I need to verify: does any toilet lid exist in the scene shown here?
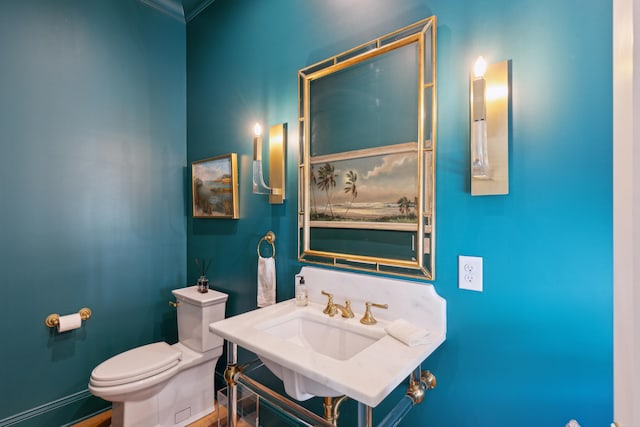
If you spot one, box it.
[90,342,182,387]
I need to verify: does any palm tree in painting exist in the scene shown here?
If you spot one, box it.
[343,170,358,218]
[310,164,318,217]
[317,162,338,218]
[398,196,411,217]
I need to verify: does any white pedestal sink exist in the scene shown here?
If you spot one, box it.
[210,266,446,407]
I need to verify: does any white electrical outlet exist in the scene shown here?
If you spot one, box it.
[458,255,483,292]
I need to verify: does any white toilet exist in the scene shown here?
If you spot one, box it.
[89,286,228,427]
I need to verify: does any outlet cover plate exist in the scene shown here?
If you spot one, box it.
[458,255,483,292]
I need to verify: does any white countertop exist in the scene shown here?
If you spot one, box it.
[210,266,446,407]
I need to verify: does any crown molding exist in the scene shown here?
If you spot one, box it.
[185,0,215,22]
[138,0,185,23]
[138,0,215,23]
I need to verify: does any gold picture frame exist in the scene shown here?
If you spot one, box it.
[192,153,239,219]
[297,16,436,279]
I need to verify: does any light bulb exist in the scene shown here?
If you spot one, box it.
[474,56,487,78]
[254,122,262,137]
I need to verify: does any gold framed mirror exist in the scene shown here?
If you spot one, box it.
[298,17,437,279]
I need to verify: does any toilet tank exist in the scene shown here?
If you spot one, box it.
[172,286,228,353]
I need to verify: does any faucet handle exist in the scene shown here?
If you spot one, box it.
[360,301,388,325]
[321,291,336,316]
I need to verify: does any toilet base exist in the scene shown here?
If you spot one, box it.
[109,358,216,427]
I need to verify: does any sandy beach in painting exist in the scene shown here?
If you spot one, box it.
[311,202,416,221]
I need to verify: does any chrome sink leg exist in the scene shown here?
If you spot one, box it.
[406,366,425,404]
[224,342,238,427]
[357,402,372,427]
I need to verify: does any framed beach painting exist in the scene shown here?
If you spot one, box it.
[192,153,239,219]
[309,143,421,232]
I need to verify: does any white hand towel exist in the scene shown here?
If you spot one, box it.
[257,256,276,307]
[384,319,430,347]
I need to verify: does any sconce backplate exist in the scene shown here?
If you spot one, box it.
[471,60,510,196]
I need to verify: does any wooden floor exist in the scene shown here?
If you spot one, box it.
[72,410,112,427]
[71,403,251,427]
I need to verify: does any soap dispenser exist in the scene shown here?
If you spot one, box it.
[295,275,308,306]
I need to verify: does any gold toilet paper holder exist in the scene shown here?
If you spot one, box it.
[45,307,92,328]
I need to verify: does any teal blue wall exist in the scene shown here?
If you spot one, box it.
[0,1,186,425]
[0,1,612,425]
[187,1,612,426]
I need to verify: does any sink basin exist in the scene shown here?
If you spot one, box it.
[252,309,387,400]
[257,311,384,361]
[209,266,446,406]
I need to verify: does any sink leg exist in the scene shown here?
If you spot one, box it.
[323,396,349,425]
[323,397,336,424]
[225,342,238,427]
[357,402,372,427]
[406,366,425,404]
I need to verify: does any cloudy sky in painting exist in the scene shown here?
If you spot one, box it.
[193,158,230,182]
[311,152,418,206]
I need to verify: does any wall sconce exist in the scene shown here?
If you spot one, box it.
[253,122,287,204]
[469,56,510,196]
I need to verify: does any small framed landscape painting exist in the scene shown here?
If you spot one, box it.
[192,153,239,219]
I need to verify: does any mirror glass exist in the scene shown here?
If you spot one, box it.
[298,17,436,279]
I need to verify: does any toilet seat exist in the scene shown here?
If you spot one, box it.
[90,342,182,387]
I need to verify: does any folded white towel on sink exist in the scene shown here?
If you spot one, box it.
[384,319,430,347]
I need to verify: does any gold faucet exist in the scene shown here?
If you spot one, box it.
[321,291,354,318]
[360,301,388,325]
[334,301,354,318]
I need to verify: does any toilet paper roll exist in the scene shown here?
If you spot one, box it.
[57,313,82,333]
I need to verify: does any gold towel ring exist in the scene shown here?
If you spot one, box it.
[257,231,276,258]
